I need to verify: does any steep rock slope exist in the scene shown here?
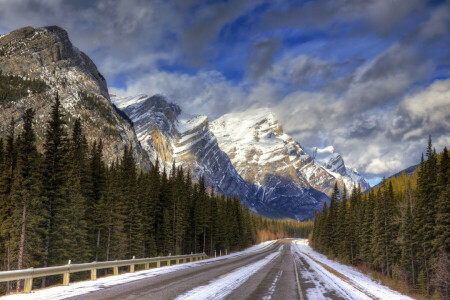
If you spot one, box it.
[113,95,256,203]
[115,96,328,220]
[209,108,369,204]
[0,26,149,167]
[313,146,371,191]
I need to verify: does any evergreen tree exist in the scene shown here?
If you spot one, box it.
[9,109,43,291]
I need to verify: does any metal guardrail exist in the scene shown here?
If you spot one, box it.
[0,252,208,293]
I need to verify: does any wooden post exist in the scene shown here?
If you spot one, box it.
[145,263,150,270]
[130,256,135,272]
[167,259,171,266]
[157,261,161,268]
[113,266,119,275]
[63,272,70,286]
[91,269,97,280]
[63,260,70,286]
[24,268,33,293]
[176,259,179,264]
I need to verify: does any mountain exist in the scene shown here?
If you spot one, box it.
[113,94,257,204]
[112,96,371,220]
[209,109,369,205]
[312,146,371,191]
[0,26,149,167]
[371,163,419,189]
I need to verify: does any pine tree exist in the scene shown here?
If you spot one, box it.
[400,181,416,286]
[0,118,16,292]
[62,119,89,264]
[9,109,43,292]
[41,95,69,273]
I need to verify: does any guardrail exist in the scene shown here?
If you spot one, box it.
[0,252,208,293]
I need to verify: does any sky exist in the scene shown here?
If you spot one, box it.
[0,0,449,185]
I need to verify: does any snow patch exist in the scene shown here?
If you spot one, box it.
[176,245,284,300]
[293,239,413,300]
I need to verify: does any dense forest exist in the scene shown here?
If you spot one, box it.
[312,138,449,299]
[0,97,312,293]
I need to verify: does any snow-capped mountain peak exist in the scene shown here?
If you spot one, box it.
[312,146,370,191]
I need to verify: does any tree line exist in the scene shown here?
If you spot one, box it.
[0,71,48,104]
[0,97,312,293]
[311,138,449,299]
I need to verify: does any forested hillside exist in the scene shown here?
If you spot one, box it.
[0,97,312,294]
[312,138,449,299]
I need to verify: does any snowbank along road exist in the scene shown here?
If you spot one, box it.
[5,239,413,300]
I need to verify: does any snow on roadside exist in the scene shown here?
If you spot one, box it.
[293,239,414,300]
[3,241,276,300]
[176,245,284,300]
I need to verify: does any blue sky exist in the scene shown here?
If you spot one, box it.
[0,0,449,185]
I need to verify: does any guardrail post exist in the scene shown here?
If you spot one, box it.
[130,256,135,273]
[215,250,216,258]
[91,268,96,281]
[167,259,171,266]
[157,260,160,268]
[63,272,70,286]
[176,259,179,264]
[226,249,227,255]
[145,263,150,270]
[113,264,119,276]
[220,249,221,256]
[23,267,33,293]
[63,260,71,286]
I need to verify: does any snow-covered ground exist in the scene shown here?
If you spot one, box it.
[176,245,283,300]
[293,239,414,300]
[3,241,276,300]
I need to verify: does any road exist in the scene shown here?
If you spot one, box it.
[67,240,300,300]
[7,239,412,300]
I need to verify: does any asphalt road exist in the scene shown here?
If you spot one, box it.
[67,240,305,300]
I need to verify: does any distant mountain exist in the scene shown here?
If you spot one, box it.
[371,163,420,189]
[112,96,371,220]
[312,146,371,192]
[112,94,257,206]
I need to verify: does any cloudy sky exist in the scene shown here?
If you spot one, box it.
[1,0,449,184]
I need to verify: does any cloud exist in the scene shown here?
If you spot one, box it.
[247,39,279,80]
[265,0,423,36]
[418,5,450,40]
[181,0,263,64]
[110,70,247,119]
[389,79,450,141]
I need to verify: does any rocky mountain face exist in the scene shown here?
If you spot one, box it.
[209,109,369,213]
[312,146,371,192]
[113,95,256,204]
[114,98,369,220]
[0,26,149,167]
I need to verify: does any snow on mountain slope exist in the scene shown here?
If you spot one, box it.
[111,95,256,203]
[210,108,369,204]
[313,146,371,191]
[113,97,369,220]
[210,108,332,219]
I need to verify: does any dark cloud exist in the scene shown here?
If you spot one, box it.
[264,0,423,36]
[181,0,263,64]
[247,39,279,80]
